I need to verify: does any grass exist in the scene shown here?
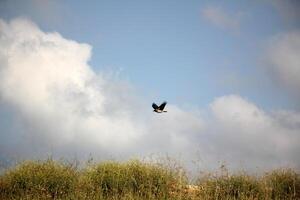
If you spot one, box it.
[0,159,78,199]
[0,159,299,199]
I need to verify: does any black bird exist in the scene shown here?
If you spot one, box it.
[152,101,167,113]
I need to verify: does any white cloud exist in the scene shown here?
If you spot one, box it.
[265,31,300,95]
[0,18,299,171]
[201,6,241,32]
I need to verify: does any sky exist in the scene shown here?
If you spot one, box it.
[0,0,299,172]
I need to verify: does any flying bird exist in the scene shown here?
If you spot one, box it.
[152,101,167,113]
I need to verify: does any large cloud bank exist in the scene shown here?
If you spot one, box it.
[0,18,299,171]
[0,18,203,161]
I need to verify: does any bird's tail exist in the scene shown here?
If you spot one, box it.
[163,110,167,112]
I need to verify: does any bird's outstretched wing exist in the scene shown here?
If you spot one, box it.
[152,103,159,109]
[158,101,167,110]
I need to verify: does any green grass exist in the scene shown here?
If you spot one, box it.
[0,159,299,199]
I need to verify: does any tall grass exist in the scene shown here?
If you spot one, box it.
[0,159,299,199]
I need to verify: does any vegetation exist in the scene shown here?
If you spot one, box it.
[0,159,299,199]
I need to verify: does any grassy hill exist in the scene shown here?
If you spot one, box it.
[0,159,299,199]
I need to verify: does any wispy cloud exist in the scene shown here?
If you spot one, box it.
[0,0,68,28]
[201,6,241,32]
[265,30,300,99]
[0,18,299,171]
[269,0,300,23]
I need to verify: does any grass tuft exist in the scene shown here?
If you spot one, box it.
[80,159,184,199]
[262,168,300,199]
[0,159,78,199]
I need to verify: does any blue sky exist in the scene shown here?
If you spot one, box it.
[1,0,298,109]
[0,0,300,170]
